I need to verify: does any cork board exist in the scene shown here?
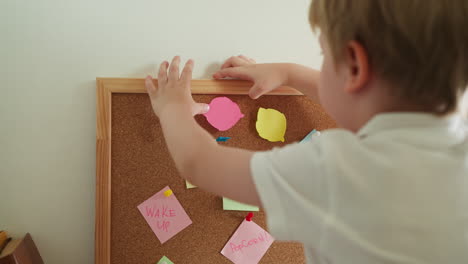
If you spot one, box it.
[95,78,337,264]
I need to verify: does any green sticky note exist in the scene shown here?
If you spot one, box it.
[223,197,259,211]
[186,180,197,189]
[157,256,174,264]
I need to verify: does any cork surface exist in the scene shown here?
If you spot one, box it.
[111,94,336,264]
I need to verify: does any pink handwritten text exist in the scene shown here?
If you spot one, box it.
[145,205,176,218]
[157,220,170,232]
[230,231,271,253]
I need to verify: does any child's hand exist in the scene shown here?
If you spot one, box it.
[145,56,210,118]
[212,55,289,99]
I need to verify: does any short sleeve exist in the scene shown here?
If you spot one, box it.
[251,118,468,263]
[250,138,333,244]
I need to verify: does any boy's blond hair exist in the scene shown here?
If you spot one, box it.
[309,0,468,114]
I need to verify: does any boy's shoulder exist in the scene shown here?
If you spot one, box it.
[323,112,467,145]
[251,112,468,263]
[254,112,467,179]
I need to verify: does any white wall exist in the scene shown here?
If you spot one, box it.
[0,1,319,263]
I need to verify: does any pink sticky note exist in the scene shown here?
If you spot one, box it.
[221,219,275,264]
[203,97,244,131]
[137,186,192,244]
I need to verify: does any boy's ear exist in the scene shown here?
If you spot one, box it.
[344,40,370,93]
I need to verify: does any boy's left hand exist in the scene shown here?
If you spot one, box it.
[145,56,210,118]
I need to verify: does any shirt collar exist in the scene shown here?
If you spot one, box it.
[357,112,465,138]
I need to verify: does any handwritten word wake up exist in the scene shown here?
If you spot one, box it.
[145,205,176,232]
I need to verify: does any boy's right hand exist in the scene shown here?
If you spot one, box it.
[212,55,288,99]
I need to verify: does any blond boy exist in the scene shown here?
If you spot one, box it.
[145,1,468,263]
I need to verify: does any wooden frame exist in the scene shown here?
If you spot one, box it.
[95,78,301,264]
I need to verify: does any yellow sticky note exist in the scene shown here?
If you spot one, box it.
[185,180,197,189]
[255,107,287,142]
[164,189,173,197]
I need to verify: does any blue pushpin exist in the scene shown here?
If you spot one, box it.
[301,129,321,142]
[216,137,231,142]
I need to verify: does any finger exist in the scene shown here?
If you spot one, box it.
[221,56,248,69]
[158,61,169,86]
[191,102,210,116]
[180,59,194,86]
[239,54,256,64]
[212,67,251,80]
[249,82,268,99]
[145,75,157,96]
[168,56,181,80]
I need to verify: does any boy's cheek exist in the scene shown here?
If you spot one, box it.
[318,65,347,123]
[317,78,336,116]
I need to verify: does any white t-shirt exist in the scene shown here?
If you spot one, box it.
[251,113,468,264]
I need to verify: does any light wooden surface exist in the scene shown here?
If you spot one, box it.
[95,80,112,264]
[97,78,302,95]
[95,78,302,264]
